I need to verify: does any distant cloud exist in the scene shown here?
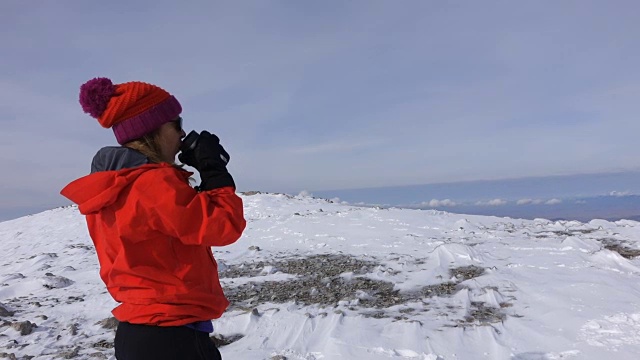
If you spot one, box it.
[609,190,632,197]
[545,198,562,205]
[575,200,587,204]
[476,199,507,206]
[516,198,544,205]
[423,199,457,207]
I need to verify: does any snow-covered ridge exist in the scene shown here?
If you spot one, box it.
[1,193,640,359]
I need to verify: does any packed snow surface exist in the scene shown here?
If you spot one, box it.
[1,193,640,359]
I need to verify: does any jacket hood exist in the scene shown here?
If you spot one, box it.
[61,147,189,215]
[61,164,165,215]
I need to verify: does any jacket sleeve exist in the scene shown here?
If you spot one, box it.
[132,167,246,247]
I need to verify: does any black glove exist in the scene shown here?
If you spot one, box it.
[178,131,235,191]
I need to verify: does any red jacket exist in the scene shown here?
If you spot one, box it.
[61,163,246,326]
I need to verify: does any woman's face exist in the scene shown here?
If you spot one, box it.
[157,117,186,163]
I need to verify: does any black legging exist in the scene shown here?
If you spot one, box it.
[115,322,222,360]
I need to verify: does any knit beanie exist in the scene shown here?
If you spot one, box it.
[79,77,182,144]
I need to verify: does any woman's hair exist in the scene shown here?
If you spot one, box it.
[124,128,188,179]
[124,130,168,164]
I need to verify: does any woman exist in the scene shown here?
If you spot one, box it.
[61,77,246,360]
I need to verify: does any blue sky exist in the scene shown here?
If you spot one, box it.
[2,1,640,220]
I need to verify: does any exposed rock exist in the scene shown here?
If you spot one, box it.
[449,265,486,281]
[224,254,453,312]
[67,244,92,251]
[600,238,640,259]
[69,323,79,336]
[220,254,378,279]
[221,254,509,325]
[57,346,81,359]
[95,317,118,330]
[11,321,35,335]
[40,275,74,289]
[0,305,14,317]
[459,302,506,325]
[28,253,58,260]
[66,296,84,304]
[210,333,244,347]
[419,282,458,297]
[92,340,114,349]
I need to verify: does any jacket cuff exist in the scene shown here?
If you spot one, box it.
[198,173,235,191]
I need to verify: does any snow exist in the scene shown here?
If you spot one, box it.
[1,193,640,359]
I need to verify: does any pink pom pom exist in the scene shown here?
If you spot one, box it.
[79,77,116,118]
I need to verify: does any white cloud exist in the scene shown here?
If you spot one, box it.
[609,190,631,197]
[423,199,457,207]
[476,199,507,206]
[516,198,545,205]
[545,198,562,205]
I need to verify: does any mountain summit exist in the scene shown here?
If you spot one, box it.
[1,193,639,359]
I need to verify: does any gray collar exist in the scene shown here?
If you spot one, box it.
[90,146,149,173]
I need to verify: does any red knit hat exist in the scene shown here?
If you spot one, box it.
[79,77,182,144]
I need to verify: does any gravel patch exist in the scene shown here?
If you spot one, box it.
[599,238,640,259]
[222,254,507,324]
